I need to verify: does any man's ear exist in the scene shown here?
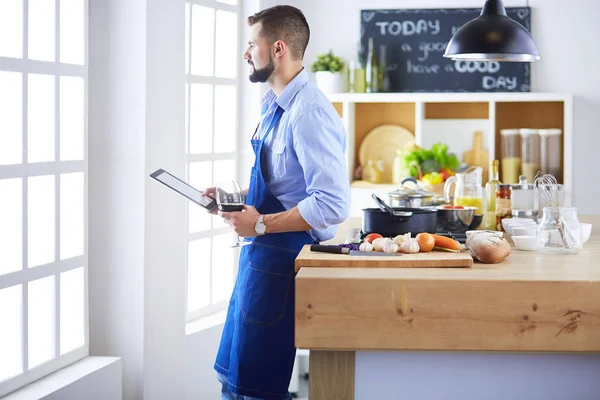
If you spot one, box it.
[273,40,285,59]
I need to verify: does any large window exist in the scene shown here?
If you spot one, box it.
[184,0,241,321]
[0,0,88,396]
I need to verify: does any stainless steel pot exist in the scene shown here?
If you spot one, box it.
[387,177,435,208]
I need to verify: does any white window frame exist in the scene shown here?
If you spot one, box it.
[185,0,243,322]
[0,0,89,396]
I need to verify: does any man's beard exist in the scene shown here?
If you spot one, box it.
[248,57,275,83]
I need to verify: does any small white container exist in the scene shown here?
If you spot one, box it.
[512,235,538,251]
[512,226,538,237]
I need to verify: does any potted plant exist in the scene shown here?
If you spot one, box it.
[311,50,345,94]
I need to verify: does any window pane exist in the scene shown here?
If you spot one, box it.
[28,175,55,268]
[214,85,236,153]
[213,160,235,230]
[215,10,237,79]
[0,179,23,276]
[28,74,56,163]
[28,0,56,62]
[211,233,235,303]
[187,238,210,312]
[60,0,84,65]
[0,285,23,381]
[60,172,84,260]
[217,0,238,5]
[60,267,84,354]
[185,3,190,75]
[60,76,84,161]
[0,71,22,165]
[191,5,215,76]
[29,275,56,369]
[0,0,23,58]
[189,83,213,154]
[188,161,212,233]
[185,83,189,154]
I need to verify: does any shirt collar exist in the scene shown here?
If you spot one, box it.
[276,68,308,111]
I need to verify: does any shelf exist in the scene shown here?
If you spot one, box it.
[327,92,572,103]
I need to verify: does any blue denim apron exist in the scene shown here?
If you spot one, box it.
[214,107,315,400]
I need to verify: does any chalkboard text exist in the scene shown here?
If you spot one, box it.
[375,19,441,36]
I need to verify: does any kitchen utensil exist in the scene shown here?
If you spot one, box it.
[386,177,435,208]
[444,166,484,214]
[534,173,577,250]
[463,131,489,184]
[431,206,477,234]
[363,194,437,237]
[309,244,402,257]
[297,244,473,270]
[358,125,414,182]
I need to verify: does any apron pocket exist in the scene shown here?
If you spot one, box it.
[241,264,292,326]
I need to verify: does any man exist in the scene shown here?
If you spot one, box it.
[202,5,350,400]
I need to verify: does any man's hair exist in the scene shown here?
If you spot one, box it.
[247,5,310,61]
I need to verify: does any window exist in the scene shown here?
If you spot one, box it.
[185,0,241,321]
[0,0,88,396]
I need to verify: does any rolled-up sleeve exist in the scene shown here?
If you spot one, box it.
[293,107,351,230]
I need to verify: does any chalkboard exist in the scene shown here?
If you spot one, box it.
[360,8,532,92]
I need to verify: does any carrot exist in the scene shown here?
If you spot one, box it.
[431,234,460,251]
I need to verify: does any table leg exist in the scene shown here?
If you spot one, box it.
[308,350,355,400]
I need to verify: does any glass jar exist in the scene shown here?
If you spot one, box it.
[538,129,562,181]
[500,129,521,184]
[520,129,541,182]
[495,184,512,231]
[362,159,382,183]
[538,207,582,254]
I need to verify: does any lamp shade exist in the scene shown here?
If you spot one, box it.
[443,0,540,62]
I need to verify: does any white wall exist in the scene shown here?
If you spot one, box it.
[89,0,186,399]
[261,0,600,215]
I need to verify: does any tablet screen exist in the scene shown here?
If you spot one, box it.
[150,169,216,210]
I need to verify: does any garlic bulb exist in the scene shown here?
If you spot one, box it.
[400,237,420,254]
[359,242,373,252]
[393,234,408,246]
[372,237,391,252]
[382,241,399,253]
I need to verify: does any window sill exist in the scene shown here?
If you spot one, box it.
[3,357,121,400]
[185,309,228,335]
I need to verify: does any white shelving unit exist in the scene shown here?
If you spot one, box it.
[327,92,574,216]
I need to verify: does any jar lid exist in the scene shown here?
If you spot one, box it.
[538,129,562,136]
[519,128,539,137]
[497,184,512,189]
[511,183,534,190]
[500,129,519,135]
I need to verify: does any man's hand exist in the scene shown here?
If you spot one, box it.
[219,205,260,237]
[200,187,218,215]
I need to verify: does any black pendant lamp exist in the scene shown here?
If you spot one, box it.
[443,0,540,62]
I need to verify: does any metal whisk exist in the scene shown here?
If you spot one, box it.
[533,172,574,249]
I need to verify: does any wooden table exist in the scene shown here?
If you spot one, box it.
[295,216,600,400]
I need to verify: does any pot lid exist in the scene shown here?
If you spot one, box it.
[387,186,434,199]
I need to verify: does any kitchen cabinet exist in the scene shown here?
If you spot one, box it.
[328,93,573,214]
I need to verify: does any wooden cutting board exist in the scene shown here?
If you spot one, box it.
[463,131,489,183]
[295,245,473,271]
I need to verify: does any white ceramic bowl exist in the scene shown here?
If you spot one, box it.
[511,226,538,237]
[512,235,539,251]
[502,218,536,235]
[581,223,592,244]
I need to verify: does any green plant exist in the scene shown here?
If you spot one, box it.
[311,50,344,73]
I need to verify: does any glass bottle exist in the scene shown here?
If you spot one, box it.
[495,184,512,231]
[538,207,582,254]
[365,37,378,93]
[378,44,391,93]
[362,159,382,183]
[485,160,501,230]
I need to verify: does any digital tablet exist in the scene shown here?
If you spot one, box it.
[149,168,217,211]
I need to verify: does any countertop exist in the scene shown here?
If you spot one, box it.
[295,215,600,352]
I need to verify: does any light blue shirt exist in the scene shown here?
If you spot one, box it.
[256,68,350,242]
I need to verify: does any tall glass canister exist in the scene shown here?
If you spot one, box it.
[500,129,521,184]
[520,128,541,182]
[538,129,562,181]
